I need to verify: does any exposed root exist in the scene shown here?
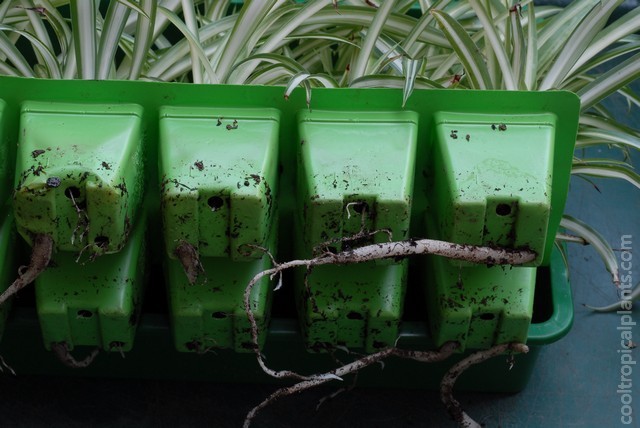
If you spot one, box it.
[440,343,529,427]
[68,191,89,246]
[175,241,205,285]
[244,342,459,427]
[0,355,16,376]
[0,234,53,306]
[51,342,100,368]
[244,237,535,380]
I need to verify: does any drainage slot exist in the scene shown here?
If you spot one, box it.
[77,309,93,318]
[495,203,512,216]
[64,186,81,199]
[207,196,224,211]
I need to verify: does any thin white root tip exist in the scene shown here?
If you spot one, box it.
[274,274,283,291]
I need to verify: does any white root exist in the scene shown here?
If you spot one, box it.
[242,235,535,427]
[243,342,459,428]
[0,355,16,376]
[440,343,529,427]
[0,234,53,306]
[244,238,535,380]
[51,342,100,368]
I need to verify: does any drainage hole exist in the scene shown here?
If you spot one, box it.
[479,313,496,321]
[207,196,224,211]
[77,309,93,318]
[346,311,363,320]
[495,203,512,216]
[212,311,227,319]
[353,202,368,214]
[64,186,81,199]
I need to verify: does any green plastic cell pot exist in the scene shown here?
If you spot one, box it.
[430,112,560,266]
[35,213,147,352]
[425,103,579,351]
[158,106,280,352]
[13,102,144,255]
[0,99,10,205]
[295,110,418,352]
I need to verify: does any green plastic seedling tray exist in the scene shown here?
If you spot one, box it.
[0,77,579,384]
[0,245,573,392]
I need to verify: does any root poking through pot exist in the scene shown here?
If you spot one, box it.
[0,234,53,306]
[175,241,205,284]
[51,342,100,368]
[440,342,529,427]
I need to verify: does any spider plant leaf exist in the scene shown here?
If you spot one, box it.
[539,0,623,91]
[523,2,538,90]
[0,31,34,77]
[213,0,279,82]
[232,0,333,84]
[284,71,311,100]
[0,24,61,78]
[579,114,640,139]
[577,51,640,111]
[569,6,640,76]
[431,9,493,89]
[402,56,423,108]
[508,3,526,89]
[350,74,443,89]
[179,0,202,83]
[157,6,219,84]
[0,61,19,76]
[116,0,150,19]
[573,158,634,169]
[0,1,13,22]
[536,0,599,73]
[19,0,54,52]
[38,0,72,58]
[128,0,156,80]
[70,0,97,79]
[576,129,640,152]
[585,282,640,312]
[572,41,640,77]
[560,215,620,285]
[350,0,396,82]
[146,14,235,79]
[97,1,131,80]
[230,52,307,84]
[284,33,360,48]
[571,163,640,191]
[205,0,232,21]
[300,7,449,48]
[402,0,452,59]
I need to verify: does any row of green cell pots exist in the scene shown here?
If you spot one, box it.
[0,100,561,354]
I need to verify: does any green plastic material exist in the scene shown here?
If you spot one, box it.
[159,107,279,260]
[165,255,274,353]
[35,214,146,351]
[430,112,558,266]
[426,256,536,352]
[0,99,10,204]
[14,101,144,254]
[295,110,418,352]
[0,246,573,392]
[0,210,16,340]
[159,106,280,352]
[0,77,580,376]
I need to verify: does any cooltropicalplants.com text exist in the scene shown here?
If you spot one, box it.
[617,235,634,425]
